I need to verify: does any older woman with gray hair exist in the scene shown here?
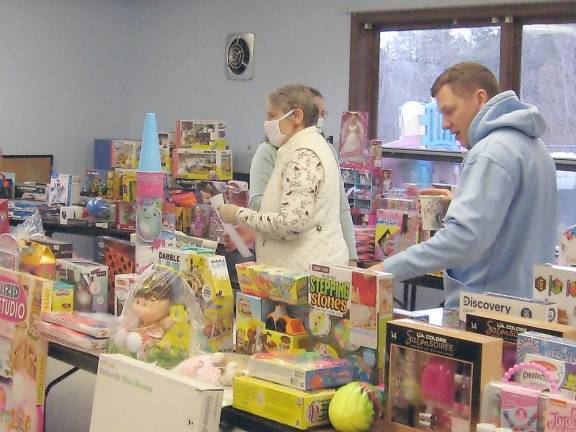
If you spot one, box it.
[218,84,348,273]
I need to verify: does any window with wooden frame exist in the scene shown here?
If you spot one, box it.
[349,1,576,154]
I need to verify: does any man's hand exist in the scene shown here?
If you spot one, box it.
[218,204,240,224]
[223,225,256,252]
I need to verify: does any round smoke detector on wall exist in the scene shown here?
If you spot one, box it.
[226,33,255,80]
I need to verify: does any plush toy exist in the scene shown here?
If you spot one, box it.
[174,353,245,387]
[329,382,385,432]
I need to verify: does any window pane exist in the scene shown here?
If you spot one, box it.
[521,24,576,156]
[378,28,500,149]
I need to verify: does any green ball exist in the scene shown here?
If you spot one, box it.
[329,382,384,432]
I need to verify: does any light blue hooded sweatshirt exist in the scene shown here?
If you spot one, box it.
[384,91,557,307]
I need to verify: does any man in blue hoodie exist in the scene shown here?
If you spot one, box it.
[371,62,557,307]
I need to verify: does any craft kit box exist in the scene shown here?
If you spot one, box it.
[459,291,558,323]
[385,319,503,432]
[236,261,309,305]
[307,264,394,384]
[248,352,354,391]
[233,375,335,430]
[94,139,141,170]
[465,311,576,373]
[533,263,576,326]
[56,259,109,313]
[90,354,223,432]
[173,149,232,181]
[517,331,576,365]
[48,280,75,312]
[175,120,227,150]
[0,267,51,432]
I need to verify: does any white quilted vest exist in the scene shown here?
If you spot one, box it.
[256,126,348,273]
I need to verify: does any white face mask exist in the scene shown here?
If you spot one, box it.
[316,117,325,135]
[264,110,294,148]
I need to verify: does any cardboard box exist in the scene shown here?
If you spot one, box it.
[114,273,137,316]
[56,259,109,313]
[85,169,110,198]
[517,331,576,365]
[233,375,334,430]
[94,139,141,170]
[175,120,227,150]
[90,354,223,432]
[459,291,557,323]
[533,263,576,326]
[173,149,232,180]
[248,353,354,391]
[49,280,75,312]
[48,174,82,206]
[31,237,73,259]
[385,319,503,432]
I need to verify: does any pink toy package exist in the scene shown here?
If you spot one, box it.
[339,112,369,167]
[539,393,576,432]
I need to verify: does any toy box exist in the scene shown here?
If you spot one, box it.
[517,331,576,365]
[120,169,137,201]
[341,166,385,222]
[459,291,558,323]
[538,393,576,432]
[236,262,309,304]
[114,273,137,316]
[0,199,8,234]
[248,352,354,391]
[233,375,335,430]
[95,236,135,313]
[59,205,84,225]
[385,319,503,432]
[375,209,420,259]
[533,263,576,326]
[36,320,109,351]
[48,174,82,206]
[85,169,110,198]
[94,139,141,170]
[31,236,73,259]
[41,311,117,339]
[175,120,227,150]
[20,241,57,279]
[173,149,232,181]
[91,354,223,432]
[158,132,174,174]
[48,280,74,312]
[339,111,369,167]
[56,259,109,313]
[116,200,136,230]
[518,352,576,399]
[307,264,394,384]
[465,311,576,372]
[0,268,51,432]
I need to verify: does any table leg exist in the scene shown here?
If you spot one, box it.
[44,367,79,432]
[402,282,409,310]
[410,283,417,311]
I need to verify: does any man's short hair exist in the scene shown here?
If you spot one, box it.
[268,85,319,127]
[431,62,501,100]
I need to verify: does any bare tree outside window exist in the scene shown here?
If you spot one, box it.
[378,28,500,145]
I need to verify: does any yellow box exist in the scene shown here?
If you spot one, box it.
[120,170,136,202]
[50,281,74,312]
[233,375,335,430]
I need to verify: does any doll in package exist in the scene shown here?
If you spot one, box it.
[108,265,206,368]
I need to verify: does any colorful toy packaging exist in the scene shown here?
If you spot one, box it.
[375,209,420,259]
[85,169,110,198]
[114,273,137,316]
[108,265,207,368]
[20,241,57,280]
[0,267,51,432]
[465,311,576,373]
[94,139,141,170]
[385,319,503,432]
[539,392,576,431]
[31,236,73,259]
[175,120,227,150]
[517,331,576,365]
[56,258,109,313]
[116,200,136,230]
[233,375,335,430]
[533,263,576,326]
[41,311,117,338]
[236,262,309,305]
[173,149,232,180]
[158,132,174,175]
[47,174,82,207]
[339,111,369,167]
[307,264,394,384]
[248,351,354,391]
[155,248,234,352]
[48,280,75,312]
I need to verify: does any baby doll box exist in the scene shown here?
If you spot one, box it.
[90,354,223,432]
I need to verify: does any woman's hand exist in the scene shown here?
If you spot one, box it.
[218,204,240,224]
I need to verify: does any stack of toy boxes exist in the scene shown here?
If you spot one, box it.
[307,263,393,384]
[154,246,234,351]
[235,262,309,356]
[173,120,232,181]
[56,259,109,313]
[94,236,136,314]
[533,263,576,326]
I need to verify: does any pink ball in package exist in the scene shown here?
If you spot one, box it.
[420,357,456,406]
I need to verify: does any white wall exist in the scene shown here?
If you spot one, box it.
[0,0,138,175]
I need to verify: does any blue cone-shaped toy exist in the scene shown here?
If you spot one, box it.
[138,113,162,172]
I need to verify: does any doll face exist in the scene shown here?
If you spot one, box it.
[132,296,170,326]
